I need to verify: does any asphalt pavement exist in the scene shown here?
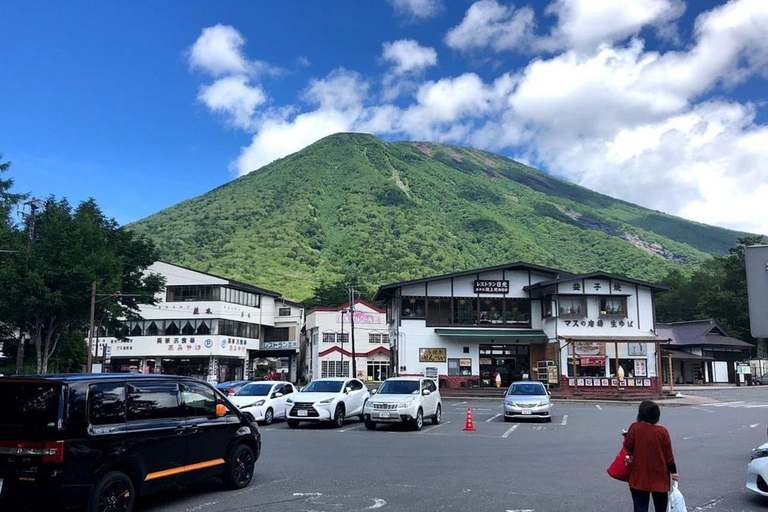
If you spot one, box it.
[138,388,768,512]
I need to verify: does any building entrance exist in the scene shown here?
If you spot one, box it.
[479,344,530,387]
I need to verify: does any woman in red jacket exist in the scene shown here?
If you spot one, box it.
[623,400,679,512]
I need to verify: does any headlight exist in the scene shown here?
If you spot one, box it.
[504,399,514,405]
[317,398,334,405]
[751,447,768,460]
[248,400,265,408]
[400,401,415,408]
[537,401,549,407]
[364,401,373,409]
[286,398,293,404]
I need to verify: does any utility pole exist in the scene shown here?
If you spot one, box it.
[16,198,42,374]
[87,282,97,373]
[339,308,345,377]
[349,286,357,380]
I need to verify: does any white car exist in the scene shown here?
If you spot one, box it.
[285,377,370,428]
[228,381,297,425]
[363,377,441,430]
[503,381,552,422]
[747,440,768,496]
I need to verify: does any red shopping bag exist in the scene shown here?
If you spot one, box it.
[607,447,632,482]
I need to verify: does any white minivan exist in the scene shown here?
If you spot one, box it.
[363,377,441,430]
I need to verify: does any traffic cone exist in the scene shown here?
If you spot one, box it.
[463,407,476,431]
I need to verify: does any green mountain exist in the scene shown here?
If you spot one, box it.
[129,133,751,301]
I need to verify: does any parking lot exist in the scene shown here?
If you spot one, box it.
[136,389,768,512]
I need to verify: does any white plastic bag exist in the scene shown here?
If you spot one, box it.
[668,481,687,512]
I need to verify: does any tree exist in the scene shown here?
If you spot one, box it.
[0,197,165,373]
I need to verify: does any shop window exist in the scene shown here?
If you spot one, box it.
[559,297,586,318]
[454,298,477,325]
[566,358,607,377]
[401,297,425,318]
[146,321,160,336]
[426,297,452,326]
[181,321,195,335]
[448,358,472,376]
[478,298,504,324]
[367,361,390,381]
[600,297,627,317]
[130,323,143,337]
[165,320,180,335]
[504,298,531,326]
[196,320,211,335]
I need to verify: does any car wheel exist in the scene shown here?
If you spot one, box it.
[412,408,423,430]
[263,408,274,425]
[364,419,377,430]
[287,419,300,428]
[89,470,135,512]
[432,404,441,425]
[359,400,367,421]
[333,405,345,428]
[223,444,255,490]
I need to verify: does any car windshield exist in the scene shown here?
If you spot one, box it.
[236,383,273,396]
[507,383,546,396]
[302,380,344,393]
[378,380,420,395]
[0,381,63,430]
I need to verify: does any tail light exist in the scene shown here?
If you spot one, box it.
[0,440,65,463]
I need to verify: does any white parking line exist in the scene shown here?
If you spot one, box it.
[502,425,519,438]
[691,407,714,413]
[338,424,367,433]
[420,421,451,434]
[486,414,501,422]
[596,405,602,410]
[561,415,568,426]
[751,424,760,428]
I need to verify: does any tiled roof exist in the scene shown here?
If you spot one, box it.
[656,319,754,349]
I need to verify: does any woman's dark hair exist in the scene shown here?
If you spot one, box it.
[637,400,661,424]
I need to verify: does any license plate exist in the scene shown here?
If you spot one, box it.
[522,409,532,415]
[297,410,308,417]
[379,412,391,418]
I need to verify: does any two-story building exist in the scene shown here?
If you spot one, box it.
[96,262,303,383]
[304,299,390,382]
[373,262,667,397]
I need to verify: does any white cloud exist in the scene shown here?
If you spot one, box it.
[387,0,442,19]
[382,40,438,75]
[198,76,266,129]
[189,24,277,78]
[445,0,536,53]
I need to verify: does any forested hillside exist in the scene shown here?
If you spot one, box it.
[129,133,750,301]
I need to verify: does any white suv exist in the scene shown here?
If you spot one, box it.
[285,377,370,428]
[363,377,441,430]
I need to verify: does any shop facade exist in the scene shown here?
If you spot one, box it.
[95,262,303,383]
[373,262,666,397]
[304,300,390,382]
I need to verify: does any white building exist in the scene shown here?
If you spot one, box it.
[304,300,390,382]
[373,262,667,396]
[95,262,303,383]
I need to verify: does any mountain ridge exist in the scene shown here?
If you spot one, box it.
[128,133,751,301]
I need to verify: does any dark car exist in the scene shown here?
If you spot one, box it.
[216,380,250,396]
[0,374,261,512]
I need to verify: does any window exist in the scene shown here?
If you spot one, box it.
[281,384,294,395]
[182,382,216,417]
[542,300,555,318]
[127,382,182,421]
[478,298,504,324]
[401,297,425,318]
[196,320,211,335]
[426,297,452,326]
[0,382,63,429]
[448,358,472,376]
[146,321,160,336]
[369,333,388,344]
[600,297,627,317]
[129,322,143,337]
[265,327,290,342]
[166,285,220,303]
[504,298,531,325]
[278,307,292,316]
[424,379,437,392]
[338,333,349,344]
[181,321,195,335]
[89,383,126,425]
[347,380,363,391]
[222,287,259,308]
[165,320,180,335]
[367,361,390,380]
[322,332,336,343]
[567,358,606,377]
[558,297,587,317]
[454,298,477,325]
[320,360,349,378]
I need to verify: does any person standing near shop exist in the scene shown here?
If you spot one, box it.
[623,400,679,512]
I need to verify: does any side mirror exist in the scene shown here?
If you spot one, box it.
[215,403,227,418]
[273,392,284,398]
[344,387,351,394]
[371,388,378,395]
[422,389,431,396]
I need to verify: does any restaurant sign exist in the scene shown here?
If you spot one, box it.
[419,348,447,362]
[474,280,509,293]
[263,341,299,350]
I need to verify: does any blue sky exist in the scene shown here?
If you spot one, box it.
[2,0,767,233]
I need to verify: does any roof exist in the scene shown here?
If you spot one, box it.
[157,261,283,298]
[373,261,569,301]
[662,349,715,361]
[307,298,385,314]
[656,320,755,350]
[558,335,664,342]
[523,271,668,294]
[5,373,187,383]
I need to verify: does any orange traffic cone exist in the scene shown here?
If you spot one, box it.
[463,407,476,431]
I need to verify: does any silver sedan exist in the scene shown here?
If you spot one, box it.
[503,381,552,422]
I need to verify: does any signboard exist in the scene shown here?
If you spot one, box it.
[425,367,438,379]
[547,366,559,384]
[419,348,447,362]
[628,343,647,356]
[336,311,383,324]
[459,358,472,367]
[474,280,509,293]
[568,342,606,356]
[581,356,606,367]
[746,245,768,337]
[91,363,103,374]
[634,359,647,377]
[263,341,299,350]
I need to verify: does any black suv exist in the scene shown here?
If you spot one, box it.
[0,374,261,512]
